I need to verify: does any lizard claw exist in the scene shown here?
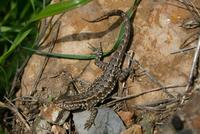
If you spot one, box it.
[88,43,98,52]
[88,42,103,52]
[84,119,94,130]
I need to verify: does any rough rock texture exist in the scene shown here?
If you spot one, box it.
[15,0,200,133]
[73,108,126,134]
[18,0,196,107]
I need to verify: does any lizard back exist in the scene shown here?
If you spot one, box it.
[55,10,132,111]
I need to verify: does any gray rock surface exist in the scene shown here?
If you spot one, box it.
[73,108,126,134]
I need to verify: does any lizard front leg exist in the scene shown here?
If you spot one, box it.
[84,107,98,129]
[89,43,108,70]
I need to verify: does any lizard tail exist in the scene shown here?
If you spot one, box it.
[82,10,128,23]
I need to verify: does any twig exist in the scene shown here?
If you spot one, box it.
[186,34,200,92]
[179,32,199,49]
[133,98,180,110]
[167,0,200,11]
[127,57,160,86]
[11,96,38,102]
[189,0,200,20]
[133,105,166,112]
[38,13,65,48]
[127,56,174,98]
[8,57,30,98]
[36,17,51,47]
[170,46,196,54]
[31,22,61,96]
[118,50,134,111]
[138,98,177,107]
[70,60,91,94]
[176,0,200,11]
[181,0,200,23]
[118,50,134,96]
[106,84,185,107]
[133,96,189,112]
[4,97,31,130]
[181,34,200,104]
[8,7,63,98]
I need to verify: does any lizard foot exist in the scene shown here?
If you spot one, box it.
[88,42,103,59]
[88,42,108,70]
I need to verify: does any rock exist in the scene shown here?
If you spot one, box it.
[117,111,134,127]
[121,125,142,134]
[51,125,67,134]
[73,108,126,134]
[40,104,70,125]
[33,117,51,134]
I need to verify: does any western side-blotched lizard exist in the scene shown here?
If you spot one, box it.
[54,9,132,129]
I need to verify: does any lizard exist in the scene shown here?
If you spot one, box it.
[54,9,132,129]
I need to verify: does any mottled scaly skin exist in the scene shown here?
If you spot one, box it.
[54,10,132,129]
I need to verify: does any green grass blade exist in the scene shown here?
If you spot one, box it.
[24,5,136,60]
[0,34,13,44]
[104,0,141,56]
[19,2,31,20]
[0,28,33,64]
[0,66,8,89]
[24,0,141,60]
[31,0,92,22]
[23,46,96,59]
[0,2,17,25]
[0,26,21,32]
[30,0,36,12]
[103,8,135,56]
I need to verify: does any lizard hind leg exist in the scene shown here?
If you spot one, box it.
[88,42,108,70]
[84,107,98,130]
